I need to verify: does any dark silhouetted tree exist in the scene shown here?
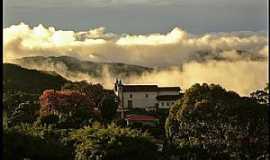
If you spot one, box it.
[8,101,39,126]
[99,95,118,124]
[165,83,269,159]
[250,83,269,105]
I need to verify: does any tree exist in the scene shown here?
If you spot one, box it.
[99,94,118,124]
[3,111,9,129]
[165,83,269,159]
[61,81,104,106]
[61,81,118,123]
[70,124,160,160]
[3,91,39,116]
[250,83,269,105]
[8,101,40,126]
[39,89,96,128]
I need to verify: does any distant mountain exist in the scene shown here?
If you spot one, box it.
[11,56,153,78]
[3,63,69,94]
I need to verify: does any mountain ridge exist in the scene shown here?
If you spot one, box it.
[10,56,153,78]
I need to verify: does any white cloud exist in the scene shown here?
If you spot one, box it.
[3,23,268,95]
[116,28,188,45]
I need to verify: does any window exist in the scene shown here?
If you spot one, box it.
[145,94,149,98]
[129,94,132,98]
[161,102,164,106]
[167,102,170,106]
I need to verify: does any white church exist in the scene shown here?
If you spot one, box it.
[114,79,182,111]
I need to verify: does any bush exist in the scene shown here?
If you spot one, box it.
[3,123,74,160]
[70,124,160,160]
[113,119,127,127]
[39,114,60,125]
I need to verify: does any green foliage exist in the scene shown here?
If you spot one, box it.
[38,109,95,129]
[3,111,9,129]
[127,108,152,115]
[4,62,269,159]
[61,81,105,106]
[8,101,40,126]
[61,81,118,124]
[113,119,127,127]
[56,108,95,129]
[70,124,159,160]
[165,83,269,159]
[126,108,168,138]
[3,123,74,160]
[38,114,60,125]
[3,91,39,116]
[99,95,118,124]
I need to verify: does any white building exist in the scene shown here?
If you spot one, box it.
[114,80,182,111]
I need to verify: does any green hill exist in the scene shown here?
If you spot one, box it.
[11,56,153,78]
[3,63,69,94]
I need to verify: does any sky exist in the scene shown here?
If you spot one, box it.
[3,0,268,34]
[3,0,269,95]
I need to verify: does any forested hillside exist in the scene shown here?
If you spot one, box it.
[3,63,69,94]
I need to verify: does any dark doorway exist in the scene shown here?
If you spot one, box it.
[128,100,133,108]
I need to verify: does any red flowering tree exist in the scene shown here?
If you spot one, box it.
[39,90,97,128]
[61,81,118,124]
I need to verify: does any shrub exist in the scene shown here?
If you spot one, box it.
[3,123,73,160]
[70,124,160,160]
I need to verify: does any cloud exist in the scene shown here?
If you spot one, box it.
[3,23,268,95]
[116,28,188,45]
[25,59,266,96]
[4,23,267,66]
